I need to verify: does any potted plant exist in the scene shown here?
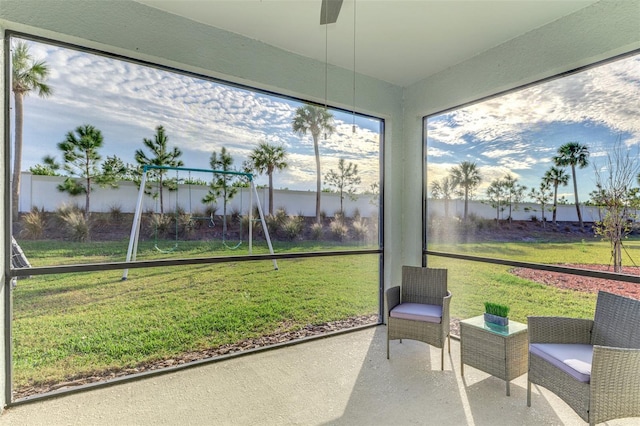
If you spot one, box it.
[484,302,510,327]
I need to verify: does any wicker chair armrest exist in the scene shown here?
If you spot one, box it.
[385,286,400,314]
[528,316,593,344]
[591,346,640,423]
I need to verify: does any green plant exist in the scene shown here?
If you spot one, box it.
[282,215,304,241]
[108,204,123,222]
[20,207,46,239]
[205,204,219,218]
[230,207,242,224]
[310,222,323,240]
[330,219,348,241]
[147,213,173,238]
[56,206,90,242]
[241,214,262,237]
[484,301,510,318]
[351,217,368,240]
[178,213,195,237]
[352,208,361,221]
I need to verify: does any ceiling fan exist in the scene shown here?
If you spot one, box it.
[320,0,344,25]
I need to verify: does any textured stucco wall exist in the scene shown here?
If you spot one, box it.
[403,0,640,267]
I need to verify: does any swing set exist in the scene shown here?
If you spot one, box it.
[122,165,277,280]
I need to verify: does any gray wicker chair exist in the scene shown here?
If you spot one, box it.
[386,266,451,370]
[527,291,640,425]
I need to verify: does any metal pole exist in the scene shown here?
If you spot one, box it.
[122,170,148,280]
[249,183,253,255]
[252,183,277,270]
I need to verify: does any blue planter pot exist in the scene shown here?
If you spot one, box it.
[484,312,509,326]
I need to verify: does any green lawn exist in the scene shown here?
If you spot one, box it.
[13,237,633,393]
[427,237,640,322]
[13,240,379,390]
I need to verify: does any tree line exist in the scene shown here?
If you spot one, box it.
[431,142,590,227]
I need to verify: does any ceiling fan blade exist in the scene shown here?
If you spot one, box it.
[320,0,343,25]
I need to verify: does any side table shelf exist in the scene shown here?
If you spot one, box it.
[460,315,528,396]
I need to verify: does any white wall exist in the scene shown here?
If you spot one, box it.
[19,173,379,218]
[427,199,605,224]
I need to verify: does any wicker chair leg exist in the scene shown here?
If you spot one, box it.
[527,379,531,407]
[440,347,444,370]
[386,330,390,359]
[447,334,451,353]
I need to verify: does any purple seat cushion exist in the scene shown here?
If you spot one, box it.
[530,343,593,383]
[389,303,442,323]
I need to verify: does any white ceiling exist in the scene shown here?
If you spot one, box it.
[135,0,597,87]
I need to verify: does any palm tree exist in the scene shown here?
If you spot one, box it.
[134,126,184,214]
[450,161,481,221]
[292,104,335,223]
[543,166,570,224]
[553,142,589,227]
[11,41,53,220]
[248,142,288,215]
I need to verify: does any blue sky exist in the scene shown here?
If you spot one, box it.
[13,38,382,192]
[426,53,640,203]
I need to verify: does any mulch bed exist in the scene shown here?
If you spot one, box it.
[511,264,640,300]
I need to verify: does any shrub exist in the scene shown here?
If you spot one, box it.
[147,213,173,238]
[351,217,368,240]
[205,205,219,218]
[334,210,345,221]
[241,214,262,237]
[178,213,195,238]
[20,207,46,239]
[310,222,323,240]
[282,215,304,241]
[274,207,288,224]
[109,204,123,222]
[230,207,242,225]
[330,219,348,241]
[352,208,361,221]
[56,207,90,242]
[266,214,283,236]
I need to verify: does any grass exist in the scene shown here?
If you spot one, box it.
[13,236,633,393]
[484,302,509,317]
[13,253,379,389]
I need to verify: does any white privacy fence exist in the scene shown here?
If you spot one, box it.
[19,173,609,222]
[427,199,605,223]
[18,173,379,218]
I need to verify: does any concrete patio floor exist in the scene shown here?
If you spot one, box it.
[2,325,638,425]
